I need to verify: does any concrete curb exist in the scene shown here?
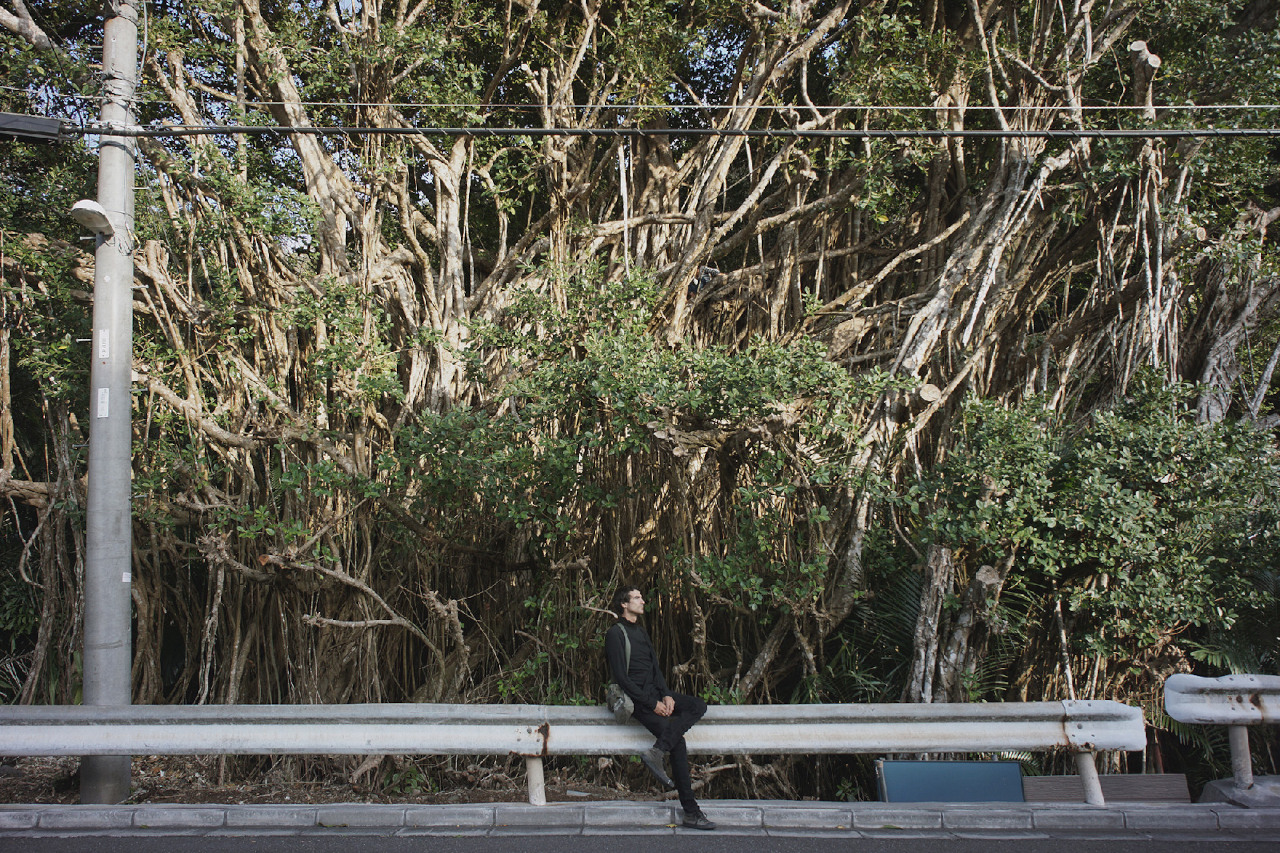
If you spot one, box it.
[0,800,1276,838]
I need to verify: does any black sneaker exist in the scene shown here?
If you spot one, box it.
[682,811,716,830]
[639,746,674,789]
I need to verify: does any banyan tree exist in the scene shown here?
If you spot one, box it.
[2,0,1278,792]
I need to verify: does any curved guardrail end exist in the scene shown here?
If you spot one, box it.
[1061,700,1146,752]
[1165,673,1280,725]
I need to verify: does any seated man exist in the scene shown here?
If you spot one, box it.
[605,586,715,831]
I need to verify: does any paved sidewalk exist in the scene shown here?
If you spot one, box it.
[0,800,1277,840]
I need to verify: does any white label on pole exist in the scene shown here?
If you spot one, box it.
[97,328,110,360]
[122,572,131,583]
[97,387,109,418]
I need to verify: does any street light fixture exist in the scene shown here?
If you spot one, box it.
[70,199,114,237]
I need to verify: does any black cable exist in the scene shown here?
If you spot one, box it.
[69,124,1280,140]
[16,89,1278,111]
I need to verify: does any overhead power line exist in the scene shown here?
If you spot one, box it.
[7,85,1280,113]
[67,123,1280,140]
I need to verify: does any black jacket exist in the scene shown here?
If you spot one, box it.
[605,619,669,713]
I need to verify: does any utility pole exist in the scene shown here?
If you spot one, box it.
[81,0,139,804]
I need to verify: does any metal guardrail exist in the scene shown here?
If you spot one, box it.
[0,700,1144,805]
[1165,673,1280,791]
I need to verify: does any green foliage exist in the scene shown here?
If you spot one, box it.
[455,266,899,621]
[375,265,909,704]
[823,11,959,128]
[487,593,599,705]
[914,396,1058,569]
[421,267,889,551]
[0,569,38,652]
[381,761,434,796]
[1057,381,1277,651]
[1086,1,1280,235]
[0,141,94,237]
[912,373,1280,661]
[288,279,406,415]
[1,237,93,408]
[0,564,39,703]
[686,503,831,616]
[1184,567,1280,673]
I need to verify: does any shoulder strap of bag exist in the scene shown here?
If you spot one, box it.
[610,622,631,671]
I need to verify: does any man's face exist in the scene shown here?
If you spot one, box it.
[622,590,645,618]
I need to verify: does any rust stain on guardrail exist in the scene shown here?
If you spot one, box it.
[537,722,550,756]
[513,722,552,759]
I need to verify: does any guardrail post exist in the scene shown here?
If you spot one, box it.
[1228,725,1254,790]
[525,756,546,806]
[1074,751,1105,805]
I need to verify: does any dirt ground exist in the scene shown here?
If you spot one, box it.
[0,755,650,806]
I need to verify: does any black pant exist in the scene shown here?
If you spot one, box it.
[630,691,707,814]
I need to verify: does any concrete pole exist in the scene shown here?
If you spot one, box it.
[524,757,547,805]
[1074,751,1106,806]
[1228,725,1255,790]
[81,0,139,805]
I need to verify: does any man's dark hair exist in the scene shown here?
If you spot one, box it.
[612,586,640,615]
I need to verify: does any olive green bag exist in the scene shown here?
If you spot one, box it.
[604,624,634,723]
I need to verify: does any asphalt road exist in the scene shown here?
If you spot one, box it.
[0,836,1276,853]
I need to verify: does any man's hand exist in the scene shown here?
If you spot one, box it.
[655,696,675,716]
